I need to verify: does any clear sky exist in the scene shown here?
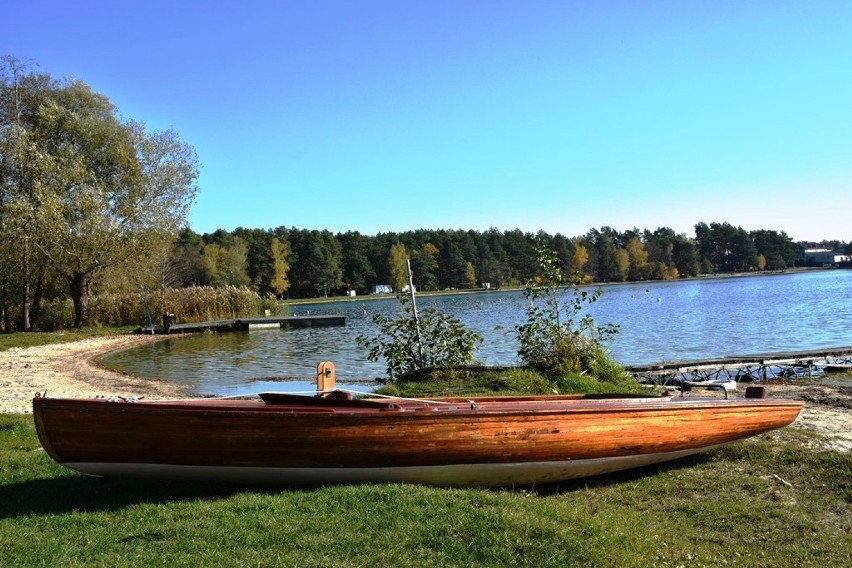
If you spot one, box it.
[4,1,851,242]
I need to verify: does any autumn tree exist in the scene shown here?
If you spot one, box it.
[462,261,477,289]
[388,242,409,292]
[268,237,290,298]
[624,236,649,280]
[569,243,589,274]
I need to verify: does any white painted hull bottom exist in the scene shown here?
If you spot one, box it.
[65,444,722,488]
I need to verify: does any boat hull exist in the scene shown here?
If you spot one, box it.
[33,394,803,487]
[64,445,723,488]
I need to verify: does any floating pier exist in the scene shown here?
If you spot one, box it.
[626,346,852,384]
[138,315,345,335]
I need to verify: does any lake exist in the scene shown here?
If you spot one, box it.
[101,269,852,395]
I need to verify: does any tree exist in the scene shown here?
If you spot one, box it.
[569,243,589,274]
[0,56,51,330]
[169,228,205,287]
[671,238,700,277]
[202,239,250,287]
[462,261,477,289]
[268,237,290,298]
[750,229,798,270]
[314,231,343,297]
[388,242,408,292]
[339,231,375,294]
[624,236,649,280]
[0,61,199,327]
[409,246,439,291]
[586,228,624,282]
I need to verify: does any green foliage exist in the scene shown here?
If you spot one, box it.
[0,326,136,351]
[376,366,645,399]
[0,57,199,329]
[516,239,622,380]
[357,294,482,380]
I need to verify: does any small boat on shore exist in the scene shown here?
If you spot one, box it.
[32,385,803,488]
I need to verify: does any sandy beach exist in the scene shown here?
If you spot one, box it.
[1,335,850,451]
[0,335,187,414]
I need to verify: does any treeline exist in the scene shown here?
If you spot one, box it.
[162,222,827,300]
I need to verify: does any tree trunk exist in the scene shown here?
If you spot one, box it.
[30,264,45,330]
[0,277,8,332]
[21,239,31,331]
[69,272,89,328]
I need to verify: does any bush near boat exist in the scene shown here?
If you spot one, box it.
[1,411,849,567]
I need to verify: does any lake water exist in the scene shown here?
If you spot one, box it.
[102,270,852,395]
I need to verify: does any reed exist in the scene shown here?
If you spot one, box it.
[25,286,277,330]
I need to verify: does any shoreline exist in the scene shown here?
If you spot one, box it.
[279,267,836,306]
[0,335,188,414]
[1,335,849,452]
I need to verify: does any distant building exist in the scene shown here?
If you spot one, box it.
[372,284,393,294]
[798,245,851,266]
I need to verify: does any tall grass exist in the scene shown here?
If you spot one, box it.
[32,286,277,330]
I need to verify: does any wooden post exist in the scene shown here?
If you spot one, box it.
[316,361,336,391]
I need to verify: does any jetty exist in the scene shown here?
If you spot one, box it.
[138,315,345,335]
[626,346,852,384]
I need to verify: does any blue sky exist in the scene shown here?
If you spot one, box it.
[5,1,851,241]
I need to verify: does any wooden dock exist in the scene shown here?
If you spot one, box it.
[138,315,345,335]
[626,346,852,384]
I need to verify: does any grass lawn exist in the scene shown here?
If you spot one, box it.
[0,326,137,352]
[2,412,849,567]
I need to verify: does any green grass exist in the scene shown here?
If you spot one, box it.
[0,326,138,352]
[2,412,849,567]
[376,367,645,398]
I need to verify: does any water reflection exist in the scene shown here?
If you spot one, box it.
[102,270,852,395]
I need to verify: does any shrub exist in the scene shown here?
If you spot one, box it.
[516,239,623,381]
[356,294,482,381]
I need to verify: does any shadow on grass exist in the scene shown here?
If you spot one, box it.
[0,474,259,519]
[533,452,713,495]
[0,453,714,519]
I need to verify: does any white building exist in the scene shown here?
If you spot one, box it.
[799,246,851,266]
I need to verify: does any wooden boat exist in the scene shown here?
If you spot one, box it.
[32,386,803,488]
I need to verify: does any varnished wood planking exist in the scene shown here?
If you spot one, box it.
[34,397,802,470]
